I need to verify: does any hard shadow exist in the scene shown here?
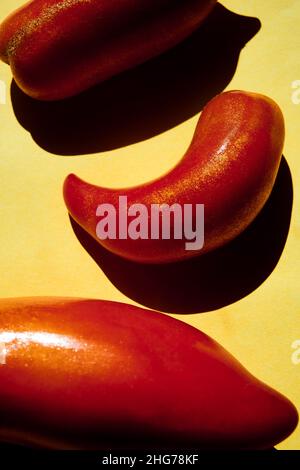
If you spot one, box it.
[69,157,293,314]
[10,4,261,156]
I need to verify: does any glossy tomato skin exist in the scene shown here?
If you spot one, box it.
[64,90,285,263]
[0,297,297,449]
[0,0,216,100]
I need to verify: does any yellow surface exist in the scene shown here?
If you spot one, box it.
[0,0,299,450]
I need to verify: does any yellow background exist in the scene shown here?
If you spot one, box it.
[0,0,299,450]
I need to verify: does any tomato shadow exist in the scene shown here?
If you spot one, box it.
[10,4,261,156]
[68,157,293,314]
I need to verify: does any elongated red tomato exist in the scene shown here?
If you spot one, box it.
[0,0,217,100]
[64,91,285,263]
[0,297,297,449]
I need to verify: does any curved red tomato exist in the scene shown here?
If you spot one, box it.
[0,0,216,100]
[0,297,297,449]
[64,90,284,263]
